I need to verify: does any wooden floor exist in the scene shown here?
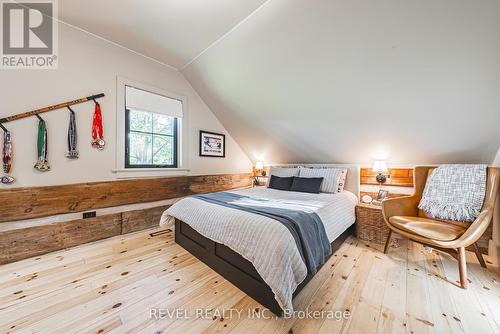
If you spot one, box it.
[0,228,499,334]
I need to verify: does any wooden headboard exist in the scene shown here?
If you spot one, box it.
[269,164,360,198]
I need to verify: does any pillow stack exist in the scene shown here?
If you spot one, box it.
[298,167,347,193]
[268,175,324,193]
[267,166,348,194]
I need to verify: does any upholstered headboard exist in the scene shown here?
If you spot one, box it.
[269,164,360,198]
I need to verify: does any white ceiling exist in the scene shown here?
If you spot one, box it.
[183,0,500,164]
[59,0,267,69]
[60,0,500,165]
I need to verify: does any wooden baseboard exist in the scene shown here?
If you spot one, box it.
[0,204,172,264]
[0,213,122,264]
[122,205,170,234]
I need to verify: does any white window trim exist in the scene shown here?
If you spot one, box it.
[114,76,190,178]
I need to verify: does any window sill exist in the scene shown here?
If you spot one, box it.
[112,168,190,179]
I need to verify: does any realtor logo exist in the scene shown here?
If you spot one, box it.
[1,0,58,69]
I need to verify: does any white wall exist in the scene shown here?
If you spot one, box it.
[493,147,500,166]
[0,23,252,188]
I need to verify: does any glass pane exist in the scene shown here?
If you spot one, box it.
[129,132,152,165]
[153,114,174,135]
[153,135,174,165]
[129,109,152,133]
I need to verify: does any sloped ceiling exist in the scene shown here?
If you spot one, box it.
[60,0,500,165]
[182,0,500,165]
[59,0,267,68]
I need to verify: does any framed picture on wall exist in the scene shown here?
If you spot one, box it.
[199,130,225,157]
[376,189,389,201]
[372,189,389,206]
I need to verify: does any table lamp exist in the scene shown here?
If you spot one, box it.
[255,161,265,176]
[372,160,388,184]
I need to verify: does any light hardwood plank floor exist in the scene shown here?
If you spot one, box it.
[0,227,499,334]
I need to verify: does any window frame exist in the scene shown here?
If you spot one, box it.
[115,76,190,179]
[124,108,179,169]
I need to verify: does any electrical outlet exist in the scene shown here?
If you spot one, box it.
[83,211,97,219]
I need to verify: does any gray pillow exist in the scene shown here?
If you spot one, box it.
[290,177,324,193]
[268,175,294,191]
[268,167,299,186]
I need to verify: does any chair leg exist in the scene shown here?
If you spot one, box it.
[472,243,487,268]
[458,247,468,289]
[383,230,393,254]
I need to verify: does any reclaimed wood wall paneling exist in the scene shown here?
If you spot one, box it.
[360,168,414,187]
[0,173,252,264]
[121,205,170,234]
[0,214,122,264]
[0,173,252,223]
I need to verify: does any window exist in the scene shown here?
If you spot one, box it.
[125,109,178,167]
[125,86,182,168]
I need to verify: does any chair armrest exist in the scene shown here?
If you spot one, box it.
[381,195,420,221]
[453,209,494,248]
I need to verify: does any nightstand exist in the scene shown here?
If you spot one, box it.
[355,203,391,244]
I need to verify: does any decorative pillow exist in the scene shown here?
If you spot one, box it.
[337,169,348,192]
[268,175,294,191]
[290,177,324,194]
[298,167,348,193]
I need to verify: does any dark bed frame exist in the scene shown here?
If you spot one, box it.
[175,218,354,316]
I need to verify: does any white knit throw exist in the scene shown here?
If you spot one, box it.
[418,164,487,222]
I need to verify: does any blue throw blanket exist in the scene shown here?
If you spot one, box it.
[193,192,332,275]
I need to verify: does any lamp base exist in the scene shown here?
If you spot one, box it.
[376,173,387,183]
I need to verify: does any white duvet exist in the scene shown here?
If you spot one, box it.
[160,187,357,311]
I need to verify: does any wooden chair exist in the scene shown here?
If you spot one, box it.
[382,166,500,288]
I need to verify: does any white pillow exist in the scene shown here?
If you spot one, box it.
[268,166,300,178]
[298,167,348,193]
[267,167,300,185]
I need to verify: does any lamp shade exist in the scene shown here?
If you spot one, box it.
[372,160,388,173]
[255,161,264,170]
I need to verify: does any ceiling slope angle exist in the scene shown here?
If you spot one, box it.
[59,0,267,69]
[182,0,500,165]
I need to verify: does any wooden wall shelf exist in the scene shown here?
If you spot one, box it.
[360,167,414,187]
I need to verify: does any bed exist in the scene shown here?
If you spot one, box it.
[160,164,360,316]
